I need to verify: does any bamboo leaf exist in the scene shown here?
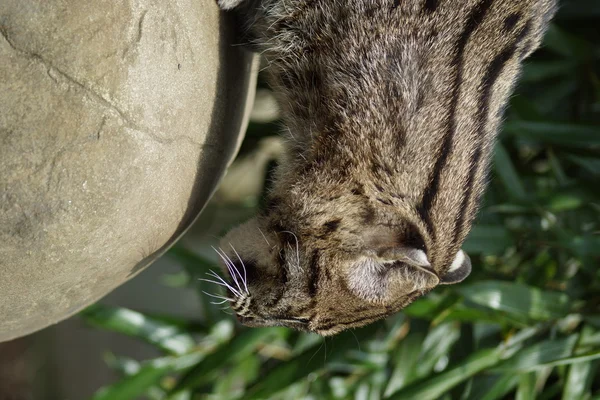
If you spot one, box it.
[503,121,600,148]
[562,360,599,400]
[386,348,503,399]
[92,353,203,400]
[493,144,527,200]
[81,304,195,355]
[493,335,579,372]
[171,327,284,392]
[465,374,519,400]
[515,372,537,400]
[458,281,572,321]
[463,225,513,255]
[246,322,383,399]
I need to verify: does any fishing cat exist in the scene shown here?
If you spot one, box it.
[211,0,557,336]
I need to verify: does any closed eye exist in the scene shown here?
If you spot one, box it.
[277,317,310,325]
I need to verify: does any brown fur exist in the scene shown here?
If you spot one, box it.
[216,0,557,335]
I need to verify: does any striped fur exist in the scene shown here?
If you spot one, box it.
[218,0,557,335]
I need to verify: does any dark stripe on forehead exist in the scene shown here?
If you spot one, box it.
[417,0,494,239]
[322,219,341,233]
[503,12,521,33]
[452,21,532,252]
[423,0,439,13]
[307,250,320,297]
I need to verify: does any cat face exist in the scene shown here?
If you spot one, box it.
[216,193,471,336]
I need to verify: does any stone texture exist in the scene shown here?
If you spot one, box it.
[0,0,258,341]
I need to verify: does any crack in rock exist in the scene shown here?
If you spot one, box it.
[0,25,204,147]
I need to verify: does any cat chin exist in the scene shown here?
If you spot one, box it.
[237,315,311,331]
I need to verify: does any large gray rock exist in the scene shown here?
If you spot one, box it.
[0,0,258,341]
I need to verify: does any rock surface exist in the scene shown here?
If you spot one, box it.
[0,0,257,341]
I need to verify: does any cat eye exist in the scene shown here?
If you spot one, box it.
[276,317,310,325]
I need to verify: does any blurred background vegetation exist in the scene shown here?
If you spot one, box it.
[79,1,599,399]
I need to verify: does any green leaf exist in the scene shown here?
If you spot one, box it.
[466,374,519,400]
[557,0,600,19]
[386,348,503,399]
[92,353,203,400]
[167,246,218,285]
[565,154,600,175]
[542,25,593,60]
[493,335,579,372]
[171,327,283,392]
[463,225,513,255]
[166,246,223,324]
[503,121,600,149]
[246,322,383,399]
[80,304,195,355]
[416,322,460,377]
[521,60,578,83]
[92,321,234,400]
[384,321,428,396]
[515,372,537,400]
[563,360,599,400]
[103,353,141,377]
[458,281,572,322]
[493,144,527,200]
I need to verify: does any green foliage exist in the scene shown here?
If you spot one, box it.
[80,4,600,399]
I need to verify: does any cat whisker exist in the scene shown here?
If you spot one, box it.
[201,273,242,298]
[286,243,302,273]
[210,299,230,305]
[205,269,241,296]
[258,227,271,247]
[228,243,249,294]
[219,243,250,294]
[201,290,234,302]
[280,230,301,271]
[217,246,245,295]
[211,246,245,296]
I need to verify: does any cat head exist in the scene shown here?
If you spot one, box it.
[215,183,471,336]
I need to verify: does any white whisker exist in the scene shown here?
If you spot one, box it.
[219,246,247,295]
[281,230,301,271]
[200,276,241,297]
[258,227,271,246]
[206,269,240,293]
[201,290,235,302]
[212,246,244,295]
[229,243,249,294]
[210,299,230,305]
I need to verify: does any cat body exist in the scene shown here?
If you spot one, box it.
[215,0,557,335]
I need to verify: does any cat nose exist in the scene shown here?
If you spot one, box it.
[237,315,263,327]
[237,315,254,324]
[237,315,249,323]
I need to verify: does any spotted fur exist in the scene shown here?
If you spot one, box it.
[215,0,557,335]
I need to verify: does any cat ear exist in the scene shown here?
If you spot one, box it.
[440,250,472,285]
[379,247,431,268]
[362,226,430,267]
